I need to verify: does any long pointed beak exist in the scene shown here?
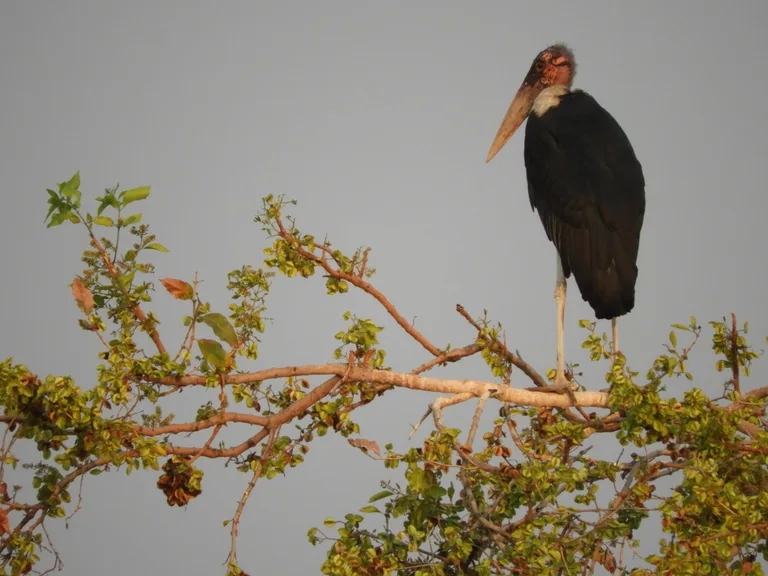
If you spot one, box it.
[485,83,540,163]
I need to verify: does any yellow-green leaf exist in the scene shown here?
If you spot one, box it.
[92,216,114,227]
[369,490,393,503]
[121,213,142,226]
[120,186,151,207]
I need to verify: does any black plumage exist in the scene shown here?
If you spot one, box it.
[523,90,645,319]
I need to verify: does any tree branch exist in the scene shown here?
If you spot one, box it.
[731,313,740,394]
[152,366,609,408]
[276,221,441,356]
[87,226,167,355]
[159,376,341,458]
[226,428,279,570]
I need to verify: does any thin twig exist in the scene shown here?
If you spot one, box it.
[37,521,63,576]
[412,343,482,374]
[226,427,280,569]
[731,313,740,394]
[276,219,440,356]
[456,304,549,390]
[410,393,473,439]
[173,273,200,363]
[188,425,223,465]
[329,350,356,397]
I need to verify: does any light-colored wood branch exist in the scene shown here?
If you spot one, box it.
[153,365,609,408]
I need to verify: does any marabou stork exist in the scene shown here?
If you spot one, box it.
[486,44,645,388]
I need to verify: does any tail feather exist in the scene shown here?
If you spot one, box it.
[557,212,638,320]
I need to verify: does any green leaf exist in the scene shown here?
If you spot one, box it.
[45,189,61,222]
[121,213,142,226]
[120,186,151,207]
[47,211,72,228]
[369,490,393,503]
[118,270,136,288]
[60,171,81,203]
[359,505,380,514]
[67,171,81,190]
[95,194,119,216]
[198,339,228,370]
[669,330,677,348]
[273,436,292,451]
[201,313,238,347]
[323,518,336,527]
[92,216,114,227]
[145,243,168,252]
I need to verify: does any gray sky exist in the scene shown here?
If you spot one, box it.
[1,2,767,574]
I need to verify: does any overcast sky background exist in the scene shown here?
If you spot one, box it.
[1,2,767,574]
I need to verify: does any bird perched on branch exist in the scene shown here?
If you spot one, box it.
[486,44,646,387]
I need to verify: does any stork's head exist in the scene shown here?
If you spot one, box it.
[486,44,576,163]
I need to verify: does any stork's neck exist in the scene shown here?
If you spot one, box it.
[531,85,570,117]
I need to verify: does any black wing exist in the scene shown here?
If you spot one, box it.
[523,90,646,319]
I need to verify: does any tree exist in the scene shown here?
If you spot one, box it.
[0,171,766,575]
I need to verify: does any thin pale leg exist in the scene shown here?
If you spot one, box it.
[554,254,568,386]
[612,317,619,357]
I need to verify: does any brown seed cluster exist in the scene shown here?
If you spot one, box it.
[156,456,203,507]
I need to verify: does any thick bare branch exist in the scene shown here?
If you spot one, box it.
[153,366,609,408]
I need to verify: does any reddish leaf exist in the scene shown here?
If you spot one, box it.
[160,278,194,300]
[0,509,9,536]
[71,277,94,314]
[348,438,381,457]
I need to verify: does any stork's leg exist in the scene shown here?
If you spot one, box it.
[612,317,619,358]
[554,255,568,387]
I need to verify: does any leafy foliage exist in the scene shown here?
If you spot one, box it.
[0,172,765,574]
